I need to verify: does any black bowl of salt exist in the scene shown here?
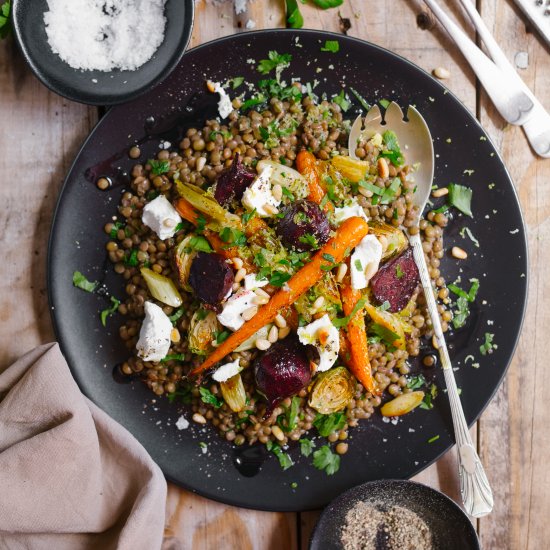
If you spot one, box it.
[11,0,194,105]
[309,479,480,550]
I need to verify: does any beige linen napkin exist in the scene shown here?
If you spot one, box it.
[0,343,167,550]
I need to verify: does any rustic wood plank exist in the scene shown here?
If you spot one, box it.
[476,1,550,549]
[0,38,97,372]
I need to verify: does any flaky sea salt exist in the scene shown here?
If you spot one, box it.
[44,0,167,72]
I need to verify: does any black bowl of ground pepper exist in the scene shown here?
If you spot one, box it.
[11,0,194,105]
[310,479,480,550]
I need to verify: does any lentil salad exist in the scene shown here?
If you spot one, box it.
[98,58,457,473]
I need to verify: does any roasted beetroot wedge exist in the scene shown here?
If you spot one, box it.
[254,336,312,417]
[214,153,256,206]
[188,252,234,312]
[370,247,420,312]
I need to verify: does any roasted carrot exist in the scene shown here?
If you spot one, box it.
[340,270,380,396]
[296,150,332,210]
[175,197,201,226]
[189,216,369,377]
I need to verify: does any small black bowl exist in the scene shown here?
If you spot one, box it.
[309,480,480,549]
[11,0,194,105]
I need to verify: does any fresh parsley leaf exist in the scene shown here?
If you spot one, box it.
[332,296,367,328]
[312,445,340,475]
[380,177,402,204]
[196,214,207,233]
[313,412,346,437]
[452,296,470,329]
[219,227,247,246]
[161,354,185,362]
[380,130,404,166]
[282,186,295,200]
[215,330,231,345]
[312,0,344,8]
[368,323,400,350]
[124,249,139,267]
[480,332,495,355]
[419,383,438,410]
[188,236,213,253]
[407,374,427,391]
[72,271,98,293]
[257,51,292,76]
[278,396,301,432]
[169,308,185,324]
[269,271,291,287]
[0,1,11,39]
[242,209,257,224]
[427,435,440,444]
[298,233,319,249]
[109,221,125,239]
[149,159,170,176]
[100,296,120,326]
[199,387,223,408]
[396,264,404,279]
[299,438,316,457]
[448,279,480,302]
[240,93,267,111]
[285,0,303,28]
[322,253,336,263]
[321,40,340,53]
[354,259,363,271]
[349,87,371,111]
[448,183,473,217]
[230,76,245,89]
[333,90,351,112]
[379,99,391,109]
[267,442,294,470]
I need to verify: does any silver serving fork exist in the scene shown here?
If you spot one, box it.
[349,103,494,518]
[424,0,550,158]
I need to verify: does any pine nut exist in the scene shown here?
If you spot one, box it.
[211,339,219,348]
[272,184,283,201]
[196,156,206,172]
[268,325,279,343]
[378,234,389,252]
[170,328,181,343]
[192,413,207,424]
[358,186,373,198]
[232,257,244,270]
[278,326,291,339]
[272,425,285,441]
[451,246,468,260]
[313,296,325,310]
[336,263,348,283]
[163,218,176,228]
[254,288,270,299]
[252,295,269,305]
[242,306,258,321]
[274,314,287,328]
[433,66,451,79]
[263,204,279,216]
[232,282,241,293]
[377,157,390,179]
[432,335,440,350]
[206,80,216,93]
[234,267,247,283]
[432,187,448,198]
[255,338,271,351]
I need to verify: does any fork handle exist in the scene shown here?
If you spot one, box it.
[409,233,494,518]
[422,0,533,125]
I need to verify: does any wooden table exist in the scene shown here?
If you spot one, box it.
[1,1,548,548]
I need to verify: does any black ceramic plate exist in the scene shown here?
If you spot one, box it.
[48,30,528,511]
[309,480,480,549]
[11,0,194,105]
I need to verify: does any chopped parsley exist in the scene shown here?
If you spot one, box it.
[368,323,400,351]
[277,396,301,432]
[354,259,363,271]
[257,51,292,76]
[161,354,185,362]
[448,278,480,302]
[0,1,11,39]
[322,253,336,263]
[199,387,223,408]
[285,0,303,28]
[72,271,98,293]
[196,213,207,233]
[219,227,247,246]
[313,412,346,437]
[380,130,404,166]
[299,438,316,457]
[312,0,344,7]
[396,264,404,279]
[266,441,294,470]
[148,159,170,176]
[380,177,402,204]
[321,40,340,52]
[169,308,185,324]
[269,270,291,287]
[188,236,213,253]
[242,209,257,224]
[332,296,367,328]
[312,445,340,475]
[240,93,267,111]
[379,99,390,109]
[480,332,495,355]
[215,330,231,345]
[407,374,427,391]
[298,233,319,249]
[166,386,193,404]
[448,183,473,217]
[333,90,350,111]
[109,221,125,239]
[124,249,139,267]
[349,87,371,111]
[427,435,440,444]
[230,76,244,89]
[281,186,295,200]
[419,384,438,410]
[449,278,479,329]
[100,296,120,326]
